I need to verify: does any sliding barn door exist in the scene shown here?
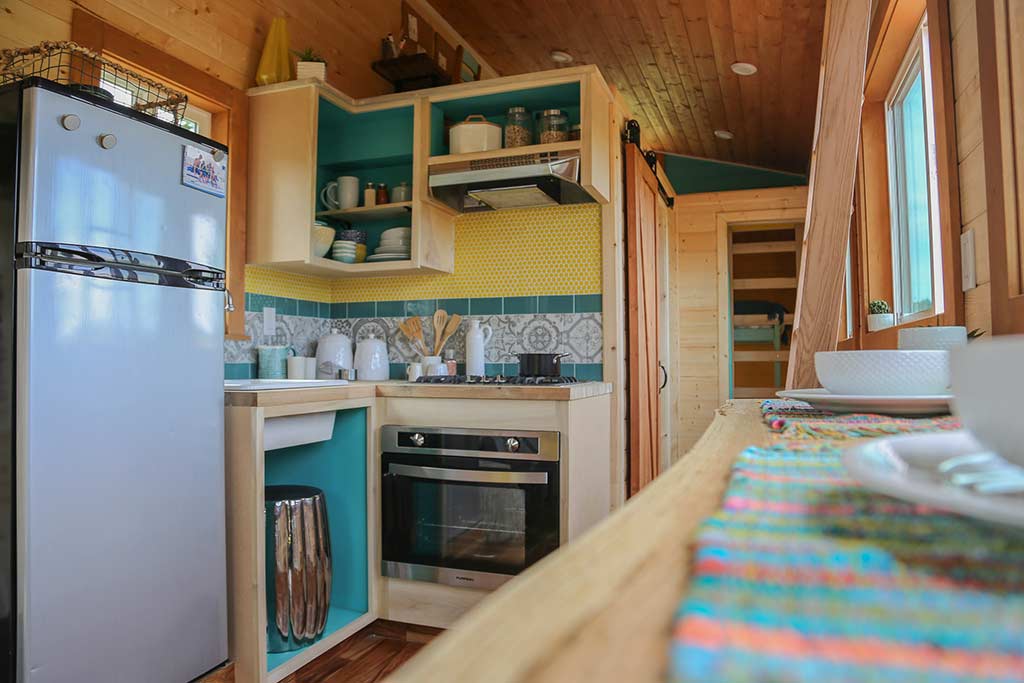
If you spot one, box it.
[626,146,661,496]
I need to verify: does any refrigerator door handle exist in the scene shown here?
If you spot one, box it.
[30,245,107,272]
[16,241,225,291]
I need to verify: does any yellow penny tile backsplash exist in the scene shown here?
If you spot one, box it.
[244,204,602,303]
[244,265,334,302]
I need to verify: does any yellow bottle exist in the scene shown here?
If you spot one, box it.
[255,17,293,86]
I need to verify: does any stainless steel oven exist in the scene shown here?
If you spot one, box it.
[381,426,560,590]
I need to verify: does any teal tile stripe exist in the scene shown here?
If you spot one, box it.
[242,293,602,320]
[227,360,601,381]
[246,293,328,318]
[328,294,602,318]
[225,362,256,379]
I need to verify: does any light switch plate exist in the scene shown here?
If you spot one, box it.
[961,229,977,291]
[263,307,276,336]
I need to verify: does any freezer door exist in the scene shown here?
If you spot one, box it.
[17,85,226,268]
[16,268,227,683]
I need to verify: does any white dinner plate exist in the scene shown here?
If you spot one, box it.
[374,245,412,255]
[842,430,1024,528]
[366,254,410,262]
[776,388,953,416]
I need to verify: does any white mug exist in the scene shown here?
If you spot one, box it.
[338,176,359,208]
[320,176,360,210]
[319,182,339,210]
[286,356,307,379]
[304,357,317,378]
[406,362,423,382]
[898,326,968,351]
[422,355,446,376]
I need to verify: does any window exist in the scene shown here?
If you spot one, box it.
[100,70,212,136]
[885,17,943,323]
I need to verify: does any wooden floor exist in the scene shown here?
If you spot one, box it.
[278,620,442,683]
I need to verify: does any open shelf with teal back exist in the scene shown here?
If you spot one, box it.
[317,99,415,258]
[429,81,581,156]
[263,409,368,675]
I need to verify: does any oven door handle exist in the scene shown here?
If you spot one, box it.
[388,463,548,485]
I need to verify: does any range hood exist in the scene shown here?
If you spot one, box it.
[428,150,596,212]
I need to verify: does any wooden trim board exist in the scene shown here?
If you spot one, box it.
[787,0,872,388]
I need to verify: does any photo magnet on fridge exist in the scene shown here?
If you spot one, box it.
[181,144,227,197]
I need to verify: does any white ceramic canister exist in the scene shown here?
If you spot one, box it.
[354,334,390,381]
[315,329,353,379]
[449,115,502,154]
[465,319,493,376]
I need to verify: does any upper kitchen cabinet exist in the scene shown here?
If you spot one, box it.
[425,67,613,211]
[247,81,455,277]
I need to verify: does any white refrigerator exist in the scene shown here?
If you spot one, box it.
[0,78,229,682]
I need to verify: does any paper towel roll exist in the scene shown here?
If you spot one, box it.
[264,411,335,451]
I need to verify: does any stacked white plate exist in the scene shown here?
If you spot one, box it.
[777,350,954,416]
[369,226,411,262]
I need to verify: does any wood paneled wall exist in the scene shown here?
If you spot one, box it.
[669,186,807,457]
[949,0,992,332]
[1,0,493,97]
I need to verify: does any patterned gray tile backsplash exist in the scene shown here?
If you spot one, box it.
[225,310,602,366]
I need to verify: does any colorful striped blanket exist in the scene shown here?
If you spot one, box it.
[762,398,961,440]
[670,408,1024,682]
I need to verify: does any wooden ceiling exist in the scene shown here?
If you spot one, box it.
[428,0,827,174]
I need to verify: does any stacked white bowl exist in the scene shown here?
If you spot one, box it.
[813,327,968,396]
[369,227,411,262]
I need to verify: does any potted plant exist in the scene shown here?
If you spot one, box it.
[294,48,326,81]
[867,300,895,332]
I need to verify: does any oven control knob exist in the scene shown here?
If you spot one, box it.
[410,433,425,447]
[61,114,81,131]
[98,133,118,150]
[506,437,520,453]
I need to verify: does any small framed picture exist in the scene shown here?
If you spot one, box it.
[181,144,227,198]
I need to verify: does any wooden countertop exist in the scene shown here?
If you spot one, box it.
[225,381,612,407]
[373,380,613,401]
[224,383,376,407]
[384,400,770,683]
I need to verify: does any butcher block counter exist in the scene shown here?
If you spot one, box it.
[224,380,613,408]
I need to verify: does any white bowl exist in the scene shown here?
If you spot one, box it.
[898,326,968,351]
[950,336,1024,466]
[814,350,951,396]
[381,227,411,239]
[312,224,335,258]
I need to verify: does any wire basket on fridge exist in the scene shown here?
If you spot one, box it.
[0,41,188,124]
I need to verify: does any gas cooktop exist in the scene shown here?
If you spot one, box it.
[415,375,580,386]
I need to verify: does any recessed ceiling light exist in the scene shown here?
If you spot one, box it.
[714,129,734,140]
[549,50,574,64]
[730,62,758,76]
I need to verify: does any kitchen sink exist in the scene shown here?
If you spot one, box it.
[224,379,350,391]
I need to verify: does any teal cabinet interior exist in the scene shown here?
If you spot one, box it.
[263,408,369,675]
[428,81,582,156]
[315,100,416,255]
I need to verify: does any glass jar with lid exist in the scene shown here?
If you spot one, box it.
[569,123,582,141]
[504,106,532,148]
[537,109,569,144]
